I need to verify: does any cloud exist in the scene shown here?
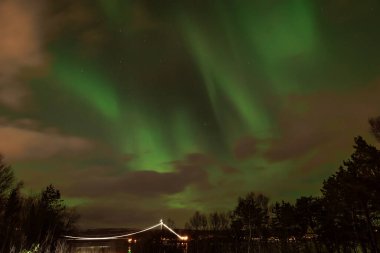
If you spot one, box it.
[265,78,380,173]
[0,119,93,161]
[220,166,240,174]
[60,153,210,198]
[232,136,257,160]
[0,0,45,110]
[13,150,211,196]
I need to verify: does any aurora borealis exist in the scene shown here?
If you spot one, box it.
[0,0,380,228]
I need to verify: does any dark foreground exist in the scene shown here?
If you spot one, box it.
[67,239,367,253]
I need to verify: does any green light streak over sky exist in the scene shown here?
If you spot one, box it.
[44,0,323,176]
[53,55,121,121]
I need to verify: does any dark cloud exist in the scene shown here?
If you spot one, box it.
[219,166,240,174]
[266,78,380,163]
[64,155,210,198]
[233,136,257,160]
[15,152,212,201]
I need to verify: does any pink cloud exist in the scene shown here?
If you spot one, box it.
[0,0,45,110]
[0,120,93,161]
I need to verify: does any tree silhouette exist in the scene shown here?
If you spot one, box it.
[0,156,15,200]
[369,116,380,142]
[231,192,269,252]
[186,211,207,231]
[294,196,318,238]
[271,201,298,241]
[0,157,78,252]
[208,211,230,232]
[321,136,380,252]
[294,196,321,252]
[1,182,23,252]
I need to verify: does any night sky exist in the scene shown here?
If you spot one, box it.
[1,0,380,228]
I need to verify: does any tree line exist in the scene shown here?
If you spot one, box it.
[0,157,77,252]
[184,117,380,253]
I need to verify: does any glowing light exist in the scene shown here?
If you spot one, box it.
[64,220,187,241]
[64,223,161,241]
